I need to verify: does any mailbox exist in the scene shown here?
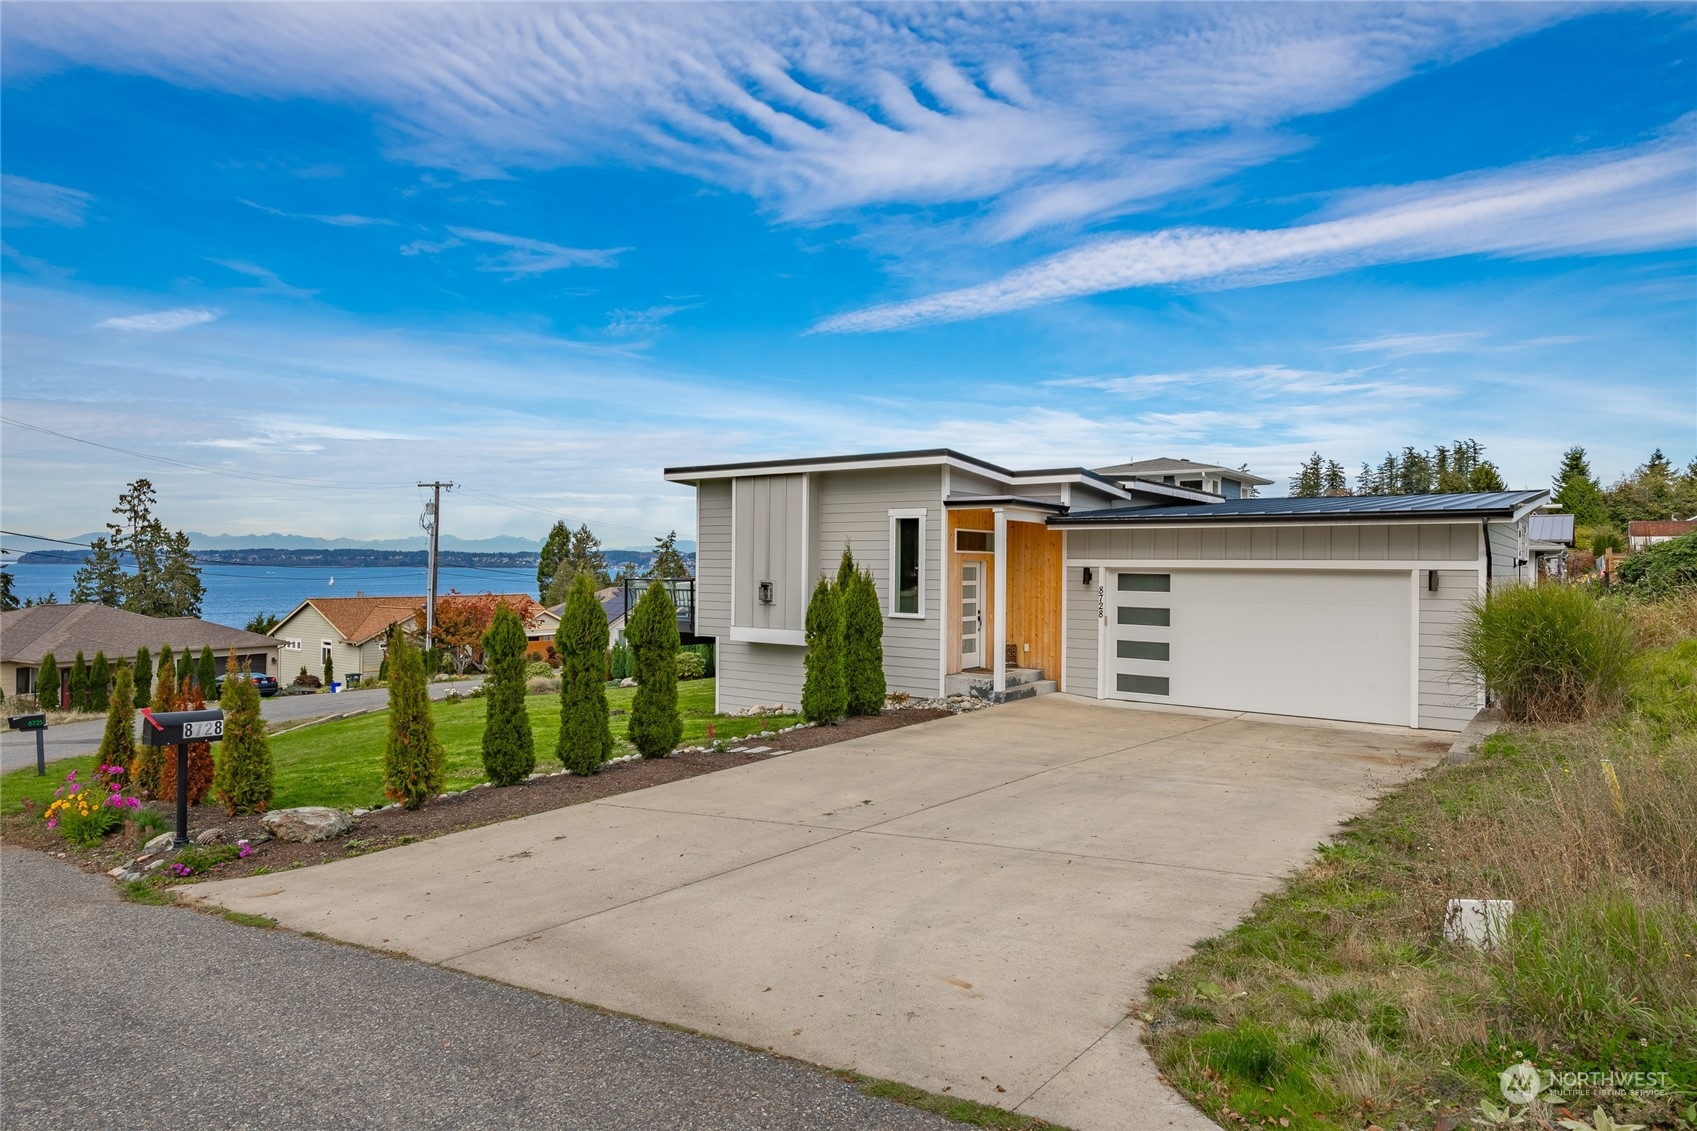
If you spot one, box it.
[140,708,225,747]
[7,713,47,731]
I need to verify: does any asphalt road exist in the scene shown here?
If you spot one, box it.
[1,678,484,774]
[0,848,954,1131]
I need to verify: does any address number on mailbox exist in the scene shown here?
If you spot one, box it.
[182,719,223,740]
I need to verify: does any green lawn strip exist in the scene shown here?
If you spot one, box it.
[2,679,800,817]
[837,1074,1070,1129]
[1141,639,1697,1131]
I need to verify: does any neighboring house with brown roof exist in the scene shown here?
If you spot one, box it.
[270,594,561,685]
[0,603,280,706]
[1627,519,1697,551]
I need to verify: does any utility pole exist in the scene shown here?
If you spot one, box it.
[418,482,454,652]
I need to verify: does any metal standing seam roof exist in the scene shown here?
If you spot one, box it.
[1050,490,1550,525]
[1528,514,1577,544]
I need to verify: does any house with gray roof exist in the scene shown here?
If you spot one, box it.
[664,448,1548,731]
[1,603,281,708]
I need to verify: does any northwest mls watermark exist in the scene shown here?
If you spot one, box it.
[1500,1060,1676,1105]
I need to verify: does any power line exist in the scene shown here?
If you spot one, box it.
[0,416,420,491]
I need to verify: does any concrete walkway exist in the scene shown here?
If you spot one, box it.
[185,695,1450,1131]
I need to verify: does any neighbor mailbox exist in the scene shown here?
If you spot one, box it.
[139,708,226,847]
[7,713,48,777]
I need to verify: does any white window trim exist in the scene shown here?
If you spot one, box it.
[888,508,927,619]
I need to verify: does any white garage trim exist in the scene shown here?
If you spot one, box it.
[1069,558,1483,571]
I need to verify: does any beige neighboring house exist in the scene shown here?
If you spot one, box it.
[1,603,281,707]
[270,594,561,685]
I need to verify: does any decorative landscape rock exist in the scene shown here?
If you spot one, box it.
[260,806,353,843]
[194,827,225,845]
[142,831,176,854]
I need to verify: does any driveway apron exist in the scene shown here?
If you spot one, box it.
[185,695,1449,1131]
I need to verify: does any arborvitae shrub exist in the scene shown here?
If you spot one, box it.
[802,576,846,724]
[131,652,180,796]
[97,665,138,778]
[215,649,274,814]
[628,581,682,758]
[69,652,89,713]
[480,604,535,786]
[323,649,335,689]
[133,647,152,708]
[198,646,216,695]
[159,677,215,806]
[37,651,59,711]
[843,567,887,716]
[89,652,111,713]
[556,573,613,774]
[382,627,443,808]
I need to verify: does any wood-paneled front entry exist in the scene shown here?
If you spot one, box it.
[947,509,1063,681]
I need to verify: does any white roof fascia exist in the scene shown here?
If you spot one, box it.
[1048,515,1515,532]
[665,453,1132,499]
[1508,493,1554,522]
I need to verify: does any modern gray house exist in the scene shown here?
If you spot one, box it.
[664,449,1547,732]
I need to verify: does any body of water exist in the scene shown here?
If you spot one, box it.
[3,562,540,629]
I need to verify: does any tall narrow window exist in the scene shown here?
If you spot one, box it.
[889,510,926,617]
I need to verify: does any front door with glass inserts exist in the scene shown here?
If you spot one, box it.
[959,560,986,670]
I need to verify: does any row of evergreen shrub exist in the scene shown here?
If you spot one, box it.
[36,644,222,712]
[802,548,886,725]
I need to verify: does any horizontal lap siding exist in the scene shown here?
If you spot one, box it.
[715,641,805,713]
[1063,558,1098,695]
[816,468,943,698]
[1068,523,1476,561]
[696,481,731,635]
[1419,569,1481,730]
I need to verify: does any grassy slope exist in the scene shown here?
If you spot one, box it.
[1,679,800,815]
[1141,637,1697,1130]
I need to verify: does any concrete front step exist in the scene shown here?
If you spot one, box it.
[943,668,1055,702]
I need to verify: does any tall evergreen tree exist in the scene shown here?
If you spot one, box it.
[382,626,444,808]
[538,520,571,600]
[1552,446,1608,527]
[650,530,691,578]
[198,646,217,695]
[133,646,152,709]
[1321,460,1351,497]
[627,580,682,757]
[556,573,613,774]
[801,576,847,724]
[89,651,111,712]
[70,535,126,606]
[543,524,614,605]
[36,652,59,711]
[130,651,179,797]
[97,664,137,778]
[215,649,274,814]
[843,565,887,717]
[71,479,205,617]
[1289,454,1324,497]
[0,570,17,612]
[480,604,535,785]
[156,645,174,692]
[323,649,335,689]
[69,651,90,713]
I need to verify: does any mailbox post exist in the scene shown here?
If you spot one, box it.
[7,713,48,776]
[140,708,225,847]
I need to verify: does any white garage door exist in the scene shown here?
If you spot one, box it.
[1104,569,1412,726]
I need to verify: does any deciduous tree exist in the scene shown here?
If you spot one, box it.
[627,580,682,757]
[480,604,535,786]
[556,573,613,774]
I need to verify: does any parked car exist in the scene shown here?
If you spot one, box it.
[214,672,279,698]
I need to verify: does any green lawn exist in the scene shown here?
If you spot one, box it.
[2,679,799,816]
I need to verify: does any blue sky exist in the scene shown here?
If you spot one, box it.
[2,3,1693,545]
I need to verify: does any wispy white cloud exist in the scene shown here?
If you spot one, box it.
[447,228,623,277]
[603,304,696,338]
[815,127,1697,332]
[1333,332,1483,357]
[2,174,94,226]
[239,198,394,227]
[212,259,318,298]
[1,5,1571,224]
[98,306,219,332]
[399,236,462,257]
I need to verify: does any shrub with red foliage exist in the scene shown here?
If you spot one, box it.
[156,678,215,806]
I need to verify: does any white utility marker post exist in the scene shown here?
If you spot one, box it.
[993,507,1008,697]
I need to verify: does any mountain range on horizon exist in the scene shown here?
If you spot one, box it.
[26,532,696,555]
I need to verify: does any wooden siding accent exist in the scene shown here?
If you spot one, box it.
[947,509,996,672]
[946,510,1062,681]
[1007,521,1063,681]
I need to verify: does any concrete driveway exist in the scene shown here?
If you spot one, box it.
[185,695,1449,1131]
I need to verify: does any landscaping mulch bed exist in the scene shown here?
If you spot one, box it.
[2,704,963,885]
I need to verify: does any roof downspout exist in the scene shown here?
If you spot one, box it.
[1482,519,1493,591]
